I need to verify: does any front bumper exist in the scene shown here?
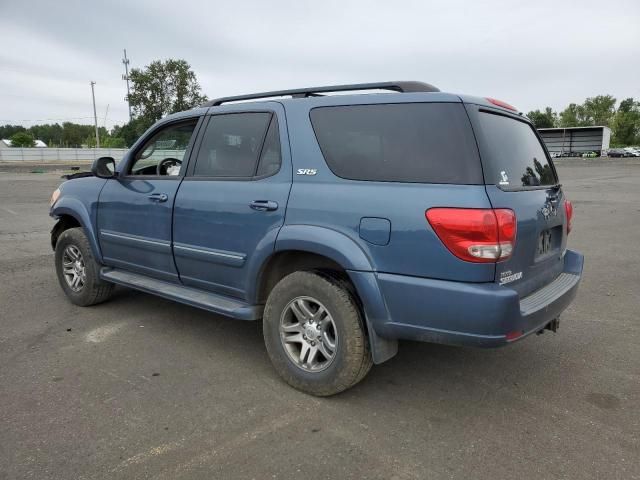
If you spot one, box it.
[371,249,584,348]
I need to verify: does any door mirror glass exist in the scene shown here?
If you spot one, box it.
[92,156,116,178]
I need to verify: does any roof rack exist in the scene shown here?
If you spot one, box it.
[204,81,440,107]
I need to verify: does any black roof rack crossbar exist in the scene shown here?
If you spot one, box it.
[204,81,440,107]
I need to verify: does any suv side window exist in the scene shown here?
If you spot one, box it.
[193,113,273,177]
[310,103,482,184]
[129,120,198,176]
[256,116,281,177]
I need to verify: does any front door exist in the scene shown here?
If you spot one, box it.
[97,118,200,282]
[173,108,291,300]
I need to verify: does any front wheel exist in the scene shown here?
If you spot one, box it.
[54,227,114,306]
[263,271,372,396]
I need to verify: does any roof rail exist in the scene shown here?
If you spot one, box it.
[204,81,440,107]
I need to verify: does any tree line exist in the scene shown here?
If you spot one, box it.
[0,123,123,148]
[4,58,638,148]
[527,95,640,146]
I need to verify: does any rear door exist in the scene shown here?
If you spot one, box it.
[172,105,291,300]
[466,105,568,296]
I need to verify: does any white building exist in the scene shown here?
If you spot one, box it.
[0,139,48,148]
[537,126,611,156]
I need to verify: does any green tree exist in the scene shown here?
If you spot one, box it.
[581,95,616,126]
[61,122,95,147]
[111,117,149,147]
[611,98,640,146]
[558,103,584,127]
[128,59,208,130]
[527,107,557,128]
[28,123,63,147]
[0,124,26,139]
[102,136,127,148]
[84,127,110,148]
[9,131,36,147]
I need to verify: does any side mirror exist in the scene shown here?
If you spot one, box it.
[92,156,117,179]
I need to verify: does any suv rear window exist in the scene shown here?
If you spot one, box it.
[476,112,557,188]
[309,103,482,184]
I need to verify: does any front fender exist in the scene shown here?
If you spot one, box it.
[51,197,103,263]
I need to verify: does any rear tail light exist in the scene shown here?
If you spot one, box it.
[564,199,573,234]
[425,208,516,263]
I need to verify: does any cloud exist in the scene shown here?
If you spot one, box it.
[1,0,638,128]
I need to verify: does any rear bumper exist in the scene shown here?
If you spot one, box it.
[352,249,583,348]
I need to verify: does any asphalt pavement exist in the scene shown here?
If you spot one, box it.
[0,158,638,479]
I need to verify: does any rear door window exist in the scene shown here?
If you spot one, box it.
[309,103,482,184]
[475,112,557,188]
[255,116,281,177]
[193,113,272,177]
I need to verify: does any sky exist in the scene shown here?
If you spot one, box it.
[1,0,639,130]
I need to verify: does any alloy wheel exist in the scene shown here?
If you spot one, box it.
[279,296,338,372]
[62,245,86,292]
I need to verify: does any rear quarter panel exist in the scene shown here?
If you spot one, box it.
[281,94,495,282]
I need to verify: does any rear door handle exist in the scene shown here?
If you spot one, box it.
[250,200,278,212]
[148,193,168,203]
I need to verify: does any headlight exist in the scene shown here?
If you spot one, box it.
[50,188,61,207]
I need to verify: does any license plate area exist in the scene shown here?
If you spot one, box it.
[536,226,562,260]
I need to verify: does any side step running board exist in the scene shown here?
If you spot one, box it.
[100,268,263,320]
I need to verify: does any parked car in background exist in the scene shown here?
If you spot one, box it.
[623,147,640,157]
[558,151,582,158]
[49,81,583,396]
[608,148,627,157]
[581,151,597,158]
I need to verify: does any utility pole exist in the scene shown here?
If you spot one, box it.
[122,49,132,121]
[103,104,110,128]
[90,81,100,149]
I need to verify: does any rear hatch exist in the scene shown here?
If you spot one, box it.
[465,103,569,297]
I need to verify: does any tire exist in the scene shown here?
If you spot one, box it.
[54,227,114,306]
[263,271,373,396]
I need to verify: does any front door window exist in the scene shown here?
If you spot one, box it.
[129,121,198,176]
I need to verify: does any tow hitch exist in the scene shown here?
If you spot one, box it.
[537,318,560,335]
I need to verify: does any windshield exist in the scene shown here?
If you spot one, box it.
[476,112,557,188]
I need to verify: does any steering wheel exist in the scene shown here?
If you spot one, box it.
[157,157,182,176]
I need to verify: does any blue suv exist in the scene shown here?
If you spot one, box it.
[50,81,583,395]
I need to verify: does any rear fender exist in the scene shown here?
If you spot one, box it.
[274,225,398,363]
[275,225,373,271]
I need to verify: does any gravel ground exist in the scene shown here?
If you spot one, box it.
[0,158,638,479]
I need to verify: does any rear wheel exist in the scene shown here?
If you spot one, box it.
[263,271,372,396]
[54,227,114,306]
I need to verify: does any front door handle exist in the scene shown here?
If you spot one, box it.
[250,200,278,212]
[148,193,168,203]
